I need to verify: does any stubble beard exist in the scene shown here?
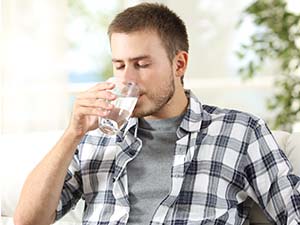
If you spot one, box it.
[132,72,175,118]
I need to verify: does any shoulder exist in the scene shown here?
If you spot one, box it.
[187,91,267,135]
[202,104,264,128]
[200,104,269,142]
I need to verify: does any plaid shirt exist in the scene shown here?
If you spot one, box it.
[56,90,300,225]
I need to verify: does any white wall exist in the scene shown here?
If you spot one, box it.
[0,0,68,134]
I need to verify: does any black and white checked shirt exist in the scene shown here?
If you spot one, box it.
[55,90,300,225]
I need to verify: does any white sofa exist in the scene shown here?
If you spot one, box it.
[0,131,84,225]
[1,130,300,225]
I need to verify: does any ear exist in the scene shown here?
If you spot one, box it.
[173,51,188,78]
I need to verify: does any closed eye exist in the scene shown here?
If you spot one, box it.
[135,63,150,69]
[115,64,125,70]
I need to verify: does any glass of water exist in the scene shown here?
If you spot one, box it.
[98,77,139,135]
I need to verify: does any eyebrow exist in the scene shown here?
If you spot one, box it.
[112,55,151,63]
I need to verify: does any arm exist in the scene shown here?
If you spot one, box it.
[14,82,116,225]
[244,120,300,224]
[14,131,82,225]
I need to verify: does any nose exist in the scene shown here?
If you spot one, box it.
[119,65,137,84]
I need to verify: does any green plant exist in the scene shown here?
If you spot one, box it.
[237,0,300,131]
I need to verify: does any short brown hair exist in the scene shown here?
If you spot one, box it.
[108,3,189,63]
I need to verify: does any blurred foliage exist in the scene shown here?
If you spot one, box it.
[237,0,300,131]
[68,0,119,80]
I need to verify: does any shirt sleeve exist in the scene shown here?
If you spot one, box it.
[244,119,300,224]
[55,148,83,221]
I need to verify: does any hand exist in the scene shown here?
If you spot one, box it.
[66,81,116,138]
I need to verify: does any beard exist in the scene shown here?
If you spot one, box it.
[132,71,175,118]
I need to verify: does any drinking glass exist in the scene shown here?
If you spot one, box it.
[98,77,139,135]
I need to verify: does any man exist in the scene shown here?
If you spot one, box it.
[14,3,300,225]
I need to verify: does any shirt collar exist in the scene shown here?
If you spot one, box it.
[177,90,203,136]
[117,117,138,139]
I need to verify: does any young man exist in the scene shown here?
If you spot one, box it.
[14,3,300,225]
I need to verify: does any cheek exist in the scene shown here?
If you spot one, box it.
[137,94,147,104]
[138,66,173,93]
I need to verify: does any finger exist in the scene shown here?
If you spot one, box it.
[77,98,114,110]
[88,81,115,92]
[76,106,110,117]
[77,90,117,101]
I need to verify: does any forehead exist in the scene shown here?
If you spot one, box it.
[110,30,168,60]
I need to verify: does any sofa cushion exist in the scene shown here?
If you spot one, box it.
[283,132,300,174]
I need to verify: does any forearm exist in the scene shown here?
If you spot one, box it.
[14,130,83,225]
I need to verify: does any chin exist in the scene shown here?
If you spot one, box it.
[132,98,143,116]
[132,106,148,118]
[132,96,153,118]
[132,108,143,118]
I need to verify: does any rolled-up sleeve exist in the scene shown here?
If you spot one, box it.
[55,148,83,221]
[244,120,300,224]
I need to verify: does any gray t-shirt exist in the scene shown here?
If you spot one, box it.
[127,115,183,224]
